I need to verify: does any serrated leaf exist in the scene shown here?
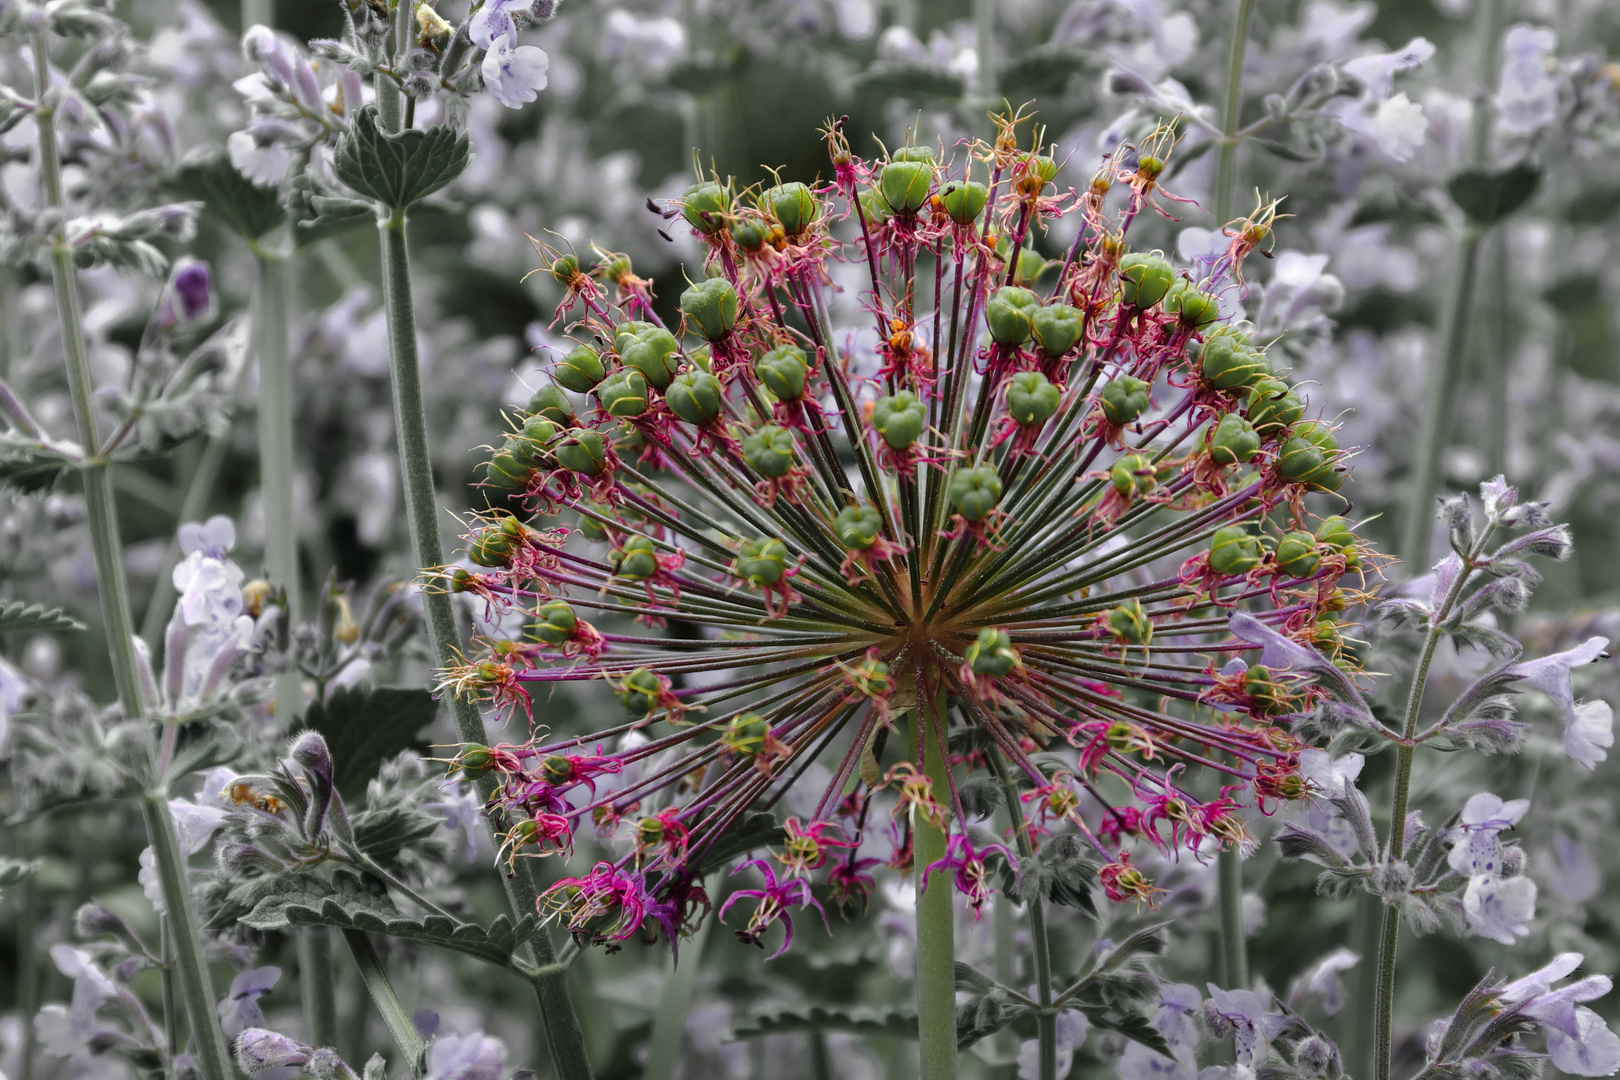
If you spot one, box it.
[999,46,1090,97]
[305,686,437,801]
[854,61,965,102]
[0,442,71,494]
[1448,164,1540,227]
[0,600,84,633]
[1252,137,1322,162]
[1071,1003,1173,1057]
[350,804,443,862]
[293,195,375,247]
[167,153,285,241]
[331,106,471,210]
[956,986,1033,1050]
[734,1004,918,1039]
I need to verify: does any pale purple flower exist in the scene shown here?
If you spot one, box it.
[1548,833,1602,903]
[1504,636,1612,768]
[1342,37,1437,99]
[227,129,295,187]
[1295,749,1365,860]
[1294,947,1359,1016]
[1567,701,1614,770]
[428,777,484,863]
[234,1028,313,1074]
[1118,983,1203,1079]
[469,0,524,49]
[1464,873,1537,944]
[1498,26,1559,135]
[600,10,687,76]
[1336,93,1429,161]
[218,967,281,1041]
[1297,0,1376,59]
[482,39,549,110]
[1499,954,1620,1076]
[1446,793,1529,877]
[425,1030,505,1080]
[1018,1010,1088,1080]
[1205,986,1287,1066]
[0,653,31,752]
[159,257,213,327]
[1256,252,1343,335]
[1547,1008,1620,1076]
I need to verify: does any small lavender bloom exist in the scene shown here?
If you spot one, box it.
[235,1028,313,1074]
[1204,986,1287,1067]
[1018,1010,1088,1080]
[470,0,524,49]
[600,10,687,76]
[1463,873,1537,944]
[1118,983,1203,1079]
[1295,749,1365,860]
[1446,793,1529,877]
[1504,637,1613,768]
[482,38,549,109]
[218,966,281,1041]
[1498,26,1560,135]
[1498,954,1620,1077]
[1294,947,1360,1016]
[174,258,212,319]
[1256,252,1344,335]
[1549,833,1602,903]
[424,1031,506,1080]
[227,130,295,187]
[1342,37,1437,98]
[0,653,31,751]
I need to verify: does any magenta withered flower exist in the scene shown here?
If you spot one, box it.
[438,111,1374,956]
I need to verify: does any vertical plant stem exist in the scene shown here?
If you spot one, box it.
[34,32,234,1080]
[989,750,1055,1080]
[378,207,593,1078]
[160,917,180,1066]
[974,0,997,118]
[911,691,958,1080]
[299,928,339,1047]
[1216,851,1249,989]
[643,915,712,1080]
[1484,228,1511,477]
[16,826,39,1080]
[252,248,304,722]
[341,929,424,1077]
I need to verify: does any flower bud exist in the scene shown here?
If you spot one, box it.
[1198,335,1271,390]
[1118,252,1174,308]
[482,448,533,498]
[879,154,935,215]
[1031,304,1083,357]
[526,383,575,425]
[1098,376,1151,425]
[471,515,523,566]
[290,731,334,776]
[1243,665,1296,715]
[986,286,1039,346]
[617,667,664,715]
[553,345,605,393]
[1275,531,1322,578]
[730,217,770,252]
[1005,371,1060,427]
[681,182,729,235]
[549,253,580,287]
[1245,378,1303,435]
[859,188,890,224]
[680,278,740,341]
[530,601,578,645]
[555,429,609,477]
[1208,525,1262,576]
[1276,435,1326,483]
[947,465,1003,522]
[763,182,818,236]
[1106,598,1152,645]
[620,327,682,389]
[1163,281,1220,329]
[74,900,128,939]
[755,344,808,401]
[1208,413,1261,465]
[1019,153,1059,195]
[742,424,797,479]
[456,743,497,777]
[938,179,988,224]
[871,390,926,450]
[665,370,724,426]
[834,505,883,549]
[1316,516,1356,551]
[596,369,650,418]
[235,1029,314,1075]
[734,537,790,587]
[508,415,559,470]
[611,535,660,580]
[1293,1033,1340,1079]
[722,713,771,756]
[1110,453,1157,496]
[966,627,1018,677]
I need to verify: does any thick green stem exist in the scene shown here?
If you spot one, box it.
[643,916,712,1080]
[973,0,996,118]
[299,928,339,1047]
[252,249,304,722]
[1484,228,1510,477]
[1216,850,1249,990]
[160,917,180,1067]
[911,694,957,1080]
[1213,0,1258,226]
[990,750,1055,1079]
[341,929,424,1077]
[140,795,234,1080]
[378,208,592,1078]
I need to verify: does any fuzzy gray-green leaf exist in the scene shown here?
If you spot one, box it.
[331,106,471,210]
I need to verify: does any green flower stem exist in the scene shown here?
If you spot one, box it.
[299,928,339,1047]
[643,915,713,1080]
[377,207,593,1079]
[34,32,234,1080]
[912,688,958,1080]
[140,794,235,1080]
[1216,848,1248,989]
[341,929,425,1077]
[1213,0,1258,226]
[241,0,272,29]
[160,917,180,1065]
[973,0,996,117]
[1484,228,1510,477]
[989,748,1055,1080]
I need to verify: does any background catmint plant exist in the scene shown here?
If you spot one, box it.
[1,0,1619,1079]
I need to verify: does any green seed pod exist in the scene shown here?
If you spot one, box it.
[612,535,660,580]
[1110,453,1157,496]
[859,188,890,224]
[1316,516,1356,551]
[471,516,522,567]
[1027,154,1059,185]
[893,146,936,164]
[1031,304,1083,357]
[1276,435,1327,483]
[947,465,1003,522]
[614,320,657,354]
[741,424,797,479]
[549,253,580,286]
[1164,281,1221,329]
[871,390,926,450]
[483,447,533,498]
[553,344,605,393]
[939,180,988,225]
[1098,376,1151,426]
[621,328,681,390]
[1207,525,1263,577]
[456,744,495,777]
[554,428,609,477]
[965,627,1018,678]
[596,369,650,418]
[879,159,934,215]
[730,217,769,252]
[1005,371,1060,427]
[665,370,724,426]
[1242,665,1295,715]
[1208,413,1262,465]
[1275,531,1322,578]
[1245,378,1304,435]
[734,537,790,587]
[1106,598,1152,645]
[681,182,729,235]
[755,344,808,402]
[1199,336,1271,390]
[449,567,472,592]
[575,500,612,543]
[1292,420,1339,455]
[508,415,559,470]
[986,286,1040,346]
[526,383,576,426]
[722,713,771,756]
[617,667,663,715]
[679,278,740,342]
[530,601,578,645]
[1313,618,1344,653]
[834,504,883,549]
[1012,248,1049,287]
[611,422,646,458]
[764,182,818,236]
[1118,252,1174,308]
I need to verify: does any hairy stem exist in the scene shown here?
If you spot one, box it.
[299,928,339,1047]
[254,248,304,722]
[1216,849,1249,989]
[341,929,424,1077]
[643,916,712,1080]
[990,749,1056,1079]
[912,689,958,1080]
[378,207,593,1079]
